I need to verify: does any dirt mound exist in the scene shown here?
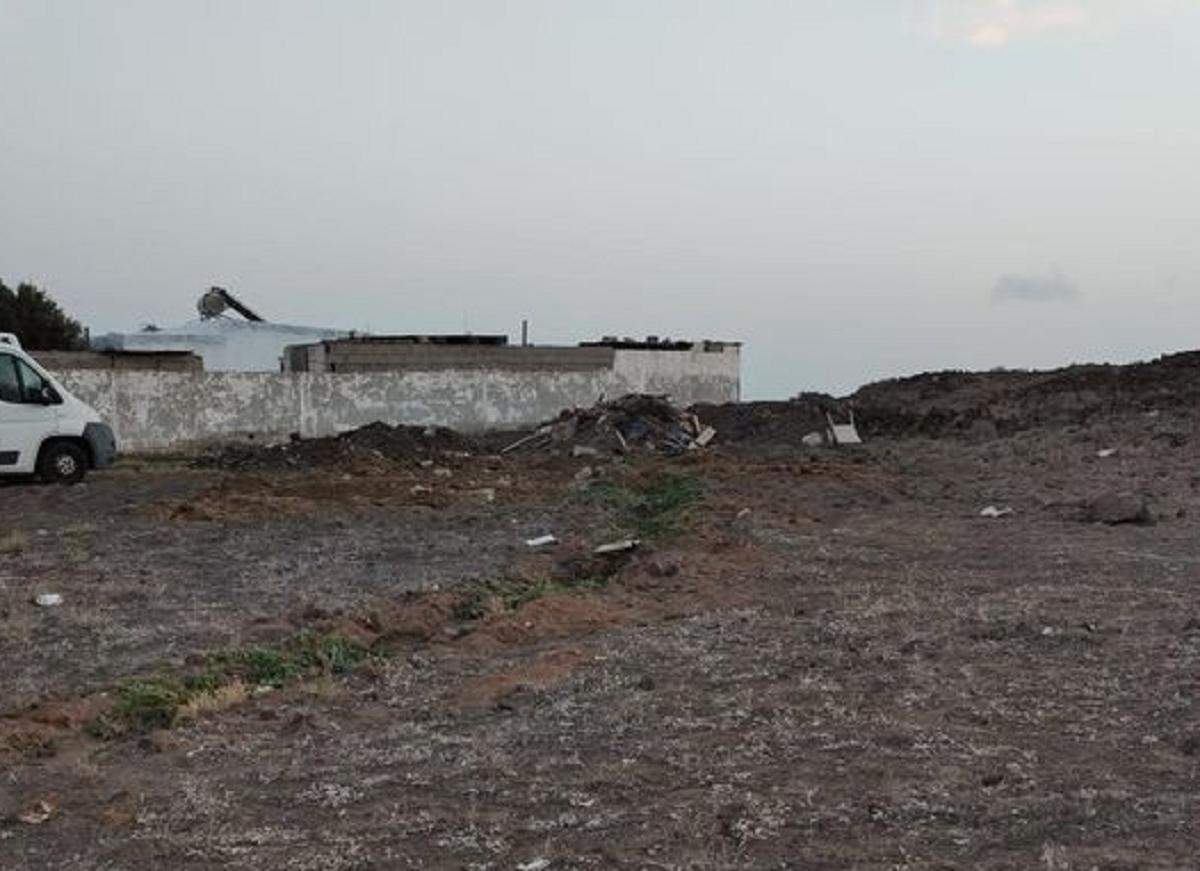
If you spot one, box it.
[851,350,1200,438]
[194,421,492,472]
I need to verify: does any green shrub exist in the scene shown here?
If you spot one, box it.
[116,676,190,731]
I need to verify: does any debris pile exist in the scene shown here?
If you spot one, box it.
[503,394,716,457]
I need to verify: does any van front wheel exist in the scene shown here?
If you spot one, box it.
[39,442,88,484]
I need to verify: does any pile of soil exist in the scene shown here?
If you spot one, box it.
[851,350,1200,438]
[194,422,490,472]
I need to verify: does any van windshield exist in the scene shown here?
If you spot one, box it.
[0,354,20,403]
[0,353,50,404]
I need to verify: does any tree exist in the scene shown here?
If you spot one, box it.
[0,281,88,350]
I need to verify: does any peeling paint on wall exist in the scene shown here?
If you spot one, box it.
[53,347,739,451]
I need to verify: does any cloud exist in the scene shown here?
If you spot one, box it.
[991,267,1079,303]
[920,0,1177,48]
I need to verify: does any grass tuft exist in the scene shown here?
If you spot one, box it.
[205,633,369,686]
[586,474,702,539]
[179,681,248,719]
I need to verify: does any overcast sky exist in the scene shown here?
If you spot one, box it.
[2,1,1199,397]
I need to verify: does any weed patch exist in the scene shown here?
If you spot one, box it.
[207,633,370,686]
[86,633,370,738]
[207,646,303,687]
[585,474,701,539]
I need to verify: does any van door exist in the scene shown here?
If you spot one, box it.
[0,350,60,473]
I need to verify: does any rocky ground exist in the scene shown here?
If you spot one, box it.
[3,354,1200,869]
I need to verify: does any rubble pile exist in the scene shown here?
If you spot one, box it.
[503,394,716,457]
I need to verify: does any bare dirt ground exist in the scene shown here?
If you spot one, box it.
[3,356,1200,869]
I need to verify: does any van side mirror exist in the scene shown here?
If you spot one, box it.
[39,385,62,406]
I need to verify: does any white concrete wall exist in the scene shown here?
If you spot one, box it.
[52,347,739,451]
[611,348,741,402]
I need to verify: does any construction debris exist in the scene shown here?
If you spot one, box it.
[826,411,863,446]
[505,394,717,457]
[501,428,552,455]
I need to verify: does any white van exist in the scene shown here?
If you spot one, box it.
[0,333,116,483]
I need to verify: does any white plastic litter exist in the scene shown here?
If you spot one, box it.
[525,534,558,548]
[594,538,640,554]
[980,506,1014,519]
